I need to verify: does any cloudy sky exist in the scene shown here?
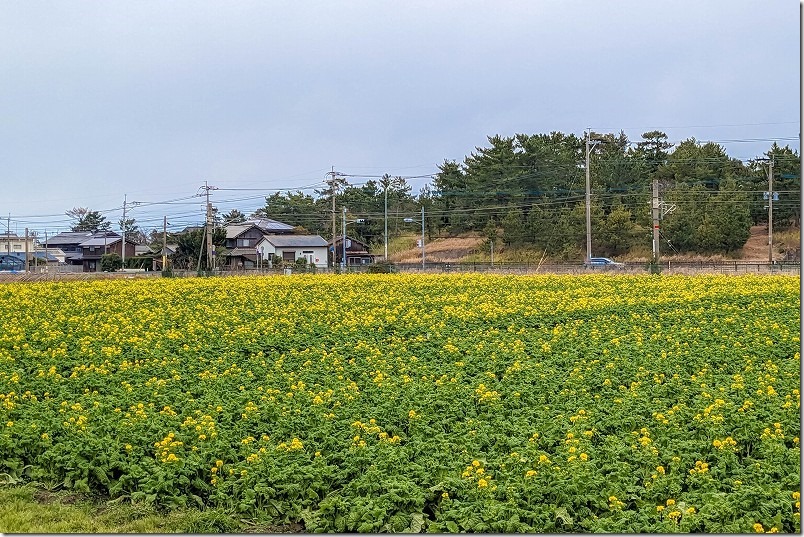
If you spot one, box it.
[1,0,799,234]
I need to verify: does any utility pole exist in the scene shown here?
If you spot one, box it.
[585,131,592,264]
[326,168,343,268]
[6,214,10,254]
[121,195,127,267]
[384,182,389,261]
[768,157,774,263]
[584,130,608,263]
[651,178,661,266]
[201,181,217,270]
[24,227,29,273]
[44,231,48,274]
[162,216,168,272]
[490,239,494,267]
[420,206,425,269]
[342,207,347,271]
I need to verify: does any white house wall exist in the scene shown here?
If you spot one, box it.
[256,241,328,269]
[275,247,328,269]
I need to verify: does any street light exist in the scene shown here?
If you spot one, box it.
[403,206,426,269]
[341,207,365,271]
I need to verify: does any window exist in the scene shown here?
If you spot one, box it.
[13,244,21,250]
[237,238,251,248]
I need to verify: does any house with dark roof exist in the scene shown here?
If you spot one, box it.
[329,236,376,267]
[78,233,136,272]
[44,231,95,266]
[223,217,324,269]
[46,231,137,272]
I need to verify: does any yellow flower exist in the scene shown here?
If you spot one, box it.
[656,505,664,512]
[526,470,536,477]
[753,523,764,533]
[477,478,488,488]
[442,492,449,499]
[666,499,675,506]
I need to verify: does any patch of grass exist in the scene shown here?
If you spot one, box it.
[0,485,242,533]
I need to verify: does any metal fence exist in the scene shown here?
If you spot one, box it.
[390,261,801,275]
[0,261,799,283]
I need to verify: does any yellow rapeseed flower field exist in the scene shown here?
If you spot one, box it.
[0,273,799,532]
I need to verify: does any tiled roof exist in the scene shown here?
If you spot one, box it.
[225,224,254,239]
[45,231,94,245]
[262,235,328,248]
[79,236,122,247]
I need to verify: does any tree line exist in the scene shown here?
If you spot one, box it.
[64,130,800,262]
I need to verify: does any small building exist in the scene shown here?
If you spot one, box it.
[329,236,376,266]
[256,235,329,269]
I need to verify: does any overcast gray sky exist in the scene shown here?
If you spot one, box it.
[1,0,800,234]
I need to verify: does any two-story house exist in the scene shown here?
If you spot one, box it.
[77,233,137,272]
[0,231,37,255]
[329,236,376,267]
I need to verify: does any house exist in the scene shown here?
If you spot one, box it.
[329,236,376,266]
[44,231,95,266]
[223,218,315,269]
[47,231,131,271]
[256,235,329,269]
[0,231,37,255]
[77,233,137,272]
[224,224,267,269]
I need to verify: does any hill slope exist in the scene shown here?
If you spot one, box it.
[389,225,798,264]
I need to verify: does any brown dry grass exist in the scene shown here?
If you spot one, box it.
[389,225,800,264]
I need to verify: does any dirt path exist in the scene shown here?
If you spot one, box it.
[740,225,770,261]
